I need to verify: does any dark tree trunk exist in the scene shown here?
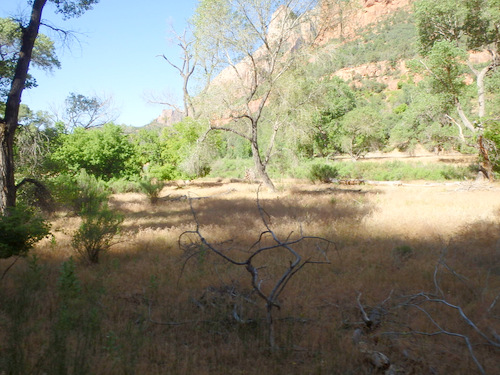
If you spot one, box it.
[0,131,16,213]
[0,0,47,215]
[478,135,495,181]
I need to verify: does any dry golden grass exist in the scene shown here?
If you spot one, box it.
[1,179,499,374]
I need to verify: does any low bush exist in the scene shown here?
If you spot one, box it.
[0,205,50,259]
[309,163,339,183]
[49,170,110,215]
[71,208,123,264]
[208,158,254,179]
[49,170,124,263]
[138,177,165,204]
[316,160,476,181]
[106,177,141,194]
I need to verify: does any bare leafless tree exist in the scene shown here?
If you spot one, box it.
[158,27,197,118]
[179,189,333,349]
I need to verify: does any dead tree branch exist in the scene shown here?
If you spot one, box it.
[179,188,334,349]
[382,252,500,375]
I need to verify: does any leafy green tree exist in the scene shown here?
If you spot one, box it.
[414,0,500,180]
[193,0,319,191]
[129,119,220,181]
[0,17,60,103]
[270,57,357,158]
[149,118,214,180]
[389,78,465,154]
[336,105,386,160]
[130,128,163,168]
[51,123,140,180]
[0,0,99,215]
[310,78,357,156]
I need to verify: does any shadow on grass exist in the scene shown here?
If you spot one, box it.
[1,182,499,375]
[114,183,380,233]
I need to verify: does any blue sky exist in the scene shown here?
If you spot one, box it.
[0,0,198,127]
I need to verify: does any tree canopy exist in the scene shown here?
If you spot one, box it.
[414,0,499,180]
[0,17,60,105]
[51,123,139,180]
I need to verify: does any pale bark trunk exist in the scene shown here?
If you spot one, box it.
[466,59,496,181]
[455,100,475,133]
[251,140,276,192]
[0,0,46,214]
[247,91,276,191]
[476,66,489,119]
[468,60,492,120]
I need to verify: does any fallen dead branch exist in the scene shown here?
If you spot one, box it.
[351,240,500,375]
[378,250,500,375]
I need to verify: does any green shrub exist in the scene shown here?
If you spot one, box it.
[107,177,141,194]
[208,158,254,178]
[309,164,339,183]
[0,205,50,259]
[139,177,164,204]
[71,208,123,264]
[147,164,182,181]
[50,170,110,215]
[52,170,124,263]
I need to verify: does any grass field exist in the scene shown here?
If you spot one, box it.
[1,178,499,374]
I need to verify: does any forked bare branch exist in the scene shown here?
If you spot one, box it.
[178,188,334,349]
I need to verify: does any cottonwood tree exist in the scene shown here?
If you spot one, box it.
[193,0,320,191]
[414,0,500,180]
[0,0,99,215]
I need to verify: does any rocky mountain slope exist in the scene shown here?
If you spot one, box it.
[319,0,412,42]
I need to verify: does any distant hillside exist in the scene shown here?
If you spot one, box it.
[318,0,413,43]
[324,7,418,91]
[154,0,416,124]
